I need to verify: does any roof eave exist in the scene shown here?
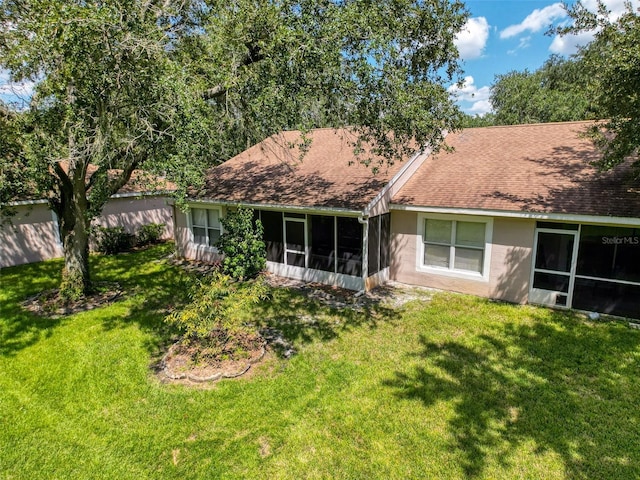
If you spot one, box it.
[390,203,640,226]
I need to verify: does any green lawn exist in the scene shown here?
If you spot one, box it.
[1,245,639,479]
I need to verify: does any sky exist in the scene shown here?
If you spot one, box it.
[451,0,640,115]
[1,0,638,113]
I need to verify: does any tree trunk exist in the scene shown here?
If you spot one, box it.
[56,160,93,300]
[59,208,91,300]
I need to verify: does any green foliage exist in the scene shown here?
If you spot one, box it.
[560,1,640,171]
[461,113,496,128]
[164,272,269,359]
[0,107,34,219]
[490,55,595,126]
[58,267,87,303]
[136,223,165,247]
[0,0,467,294]
[93,226,135,255]
[217,207,266,281]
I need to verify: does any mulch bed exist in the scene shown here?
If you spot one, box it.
[21,282,124,318]
[160,340,267,383]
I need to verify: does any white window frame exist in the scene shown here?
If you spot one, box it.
[188,206,223,252]
[416,213,493,282]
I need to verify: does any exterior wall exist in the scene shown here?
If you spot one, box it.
[94,196,174,239]
[1,196,174,268]
[0,203,62,268]
[390,210,535,304]
[488,217,535,303]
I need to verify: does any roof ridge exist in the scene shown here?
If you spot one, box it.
[462,120,597,132]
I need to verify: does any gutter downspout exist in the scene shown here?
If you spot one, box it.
[358,214,368,293]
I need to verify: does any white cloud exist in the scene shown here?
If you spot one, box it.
[469,100,493,116]
[549,29,596,54]
[548,0,640,54]
[455,17,490,60]
[448,76,491,103]
[500,3,567,39]
[507,36,532,55]
[449,76,493,116]
[582,0,640,20]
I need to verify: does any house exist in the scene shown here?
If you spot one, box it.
[175,128,426,290]
[175,121,640,319]
[1,169,175,268]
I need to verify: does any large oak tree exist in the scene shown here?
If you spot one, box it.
[559,0,640,172]
[0,0,468,298]
[489,55,596,126]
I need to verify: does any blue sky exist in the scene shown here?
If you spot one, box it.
[1,0,638,112]
[451,0,640,115]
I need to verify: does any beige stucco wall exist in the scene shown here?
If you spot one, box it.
[390,210,535,304]
[1,196,174,268]
[0,203,62,268]
[94,196,174,239]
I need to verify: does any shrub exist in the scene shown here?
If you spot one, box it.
[217,207,266,280]
[93,226,135,255]
[165,272,269,360]
[136,223,165,246]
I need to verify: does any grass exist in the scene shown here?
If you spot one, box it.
[1,244,639,479]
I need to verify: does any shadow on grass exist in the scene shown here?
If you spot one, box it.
[0,244,188,358]
[1,259,65,357]
[254,285,401,348]
[383,303,640,479]
[89,244,193,354]
[2,243,400,361]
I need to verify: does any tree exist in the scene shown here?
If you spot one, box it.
[0,0,468,298]
[0,105,31,219]
[559,1,640,171]
[461,112,496,128]
[490,55,595,126]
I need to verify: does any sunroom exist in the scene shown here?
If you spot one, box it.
[182,203,391,291]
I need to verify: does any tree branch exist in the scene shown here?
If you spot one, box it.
[202,43,265,100]
[106,158,140,197]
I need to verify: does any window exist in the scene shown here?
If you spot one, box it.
[418,214,491,279]
[572,224,640,317]
[576,225,640,283]
[191,207,222,248]
[368,215,380,275]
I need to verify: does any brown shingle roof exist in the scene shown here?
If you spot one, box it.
[393,121,640,219]
[10,163,175,203]
[193,128,405,211]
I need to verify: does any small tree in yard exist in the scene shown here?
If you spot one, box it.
[165,272,269,363]
[217,207,266,281]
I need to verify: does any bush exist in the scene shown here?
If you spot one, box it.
[136,223,165,246]
[217,207,266,280]
[94,226,135,255]
[165,272,269,360]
